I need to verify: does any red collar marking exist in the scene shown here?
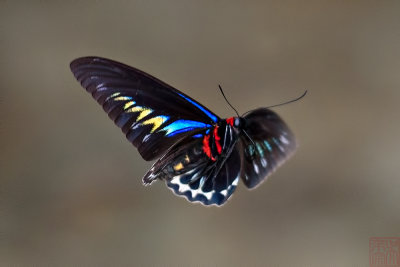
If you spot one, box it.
[226,117,234,126]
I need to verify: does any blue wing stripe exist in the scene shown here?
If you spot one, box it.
[177,93,218,123]
[163,119,211,137]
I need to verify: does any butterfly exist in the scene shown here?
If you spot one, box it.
[70,57,298,206]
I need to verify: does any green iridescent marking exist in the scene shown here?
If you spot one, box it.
[247,145,255,157]
[264,140,272,152]
[256,142,264,156]
[272,137,280,146]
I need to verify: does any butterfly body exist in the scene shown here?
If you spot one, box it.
[70,57,297,206]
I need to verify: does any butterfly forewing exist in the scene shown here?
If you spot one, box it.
[70,57,220,161]
[240,108,296,189]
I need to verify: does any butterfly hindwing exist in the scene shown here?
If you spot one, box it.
[144,124,240,206]
[70,57,220,160]
[240,108,296,189]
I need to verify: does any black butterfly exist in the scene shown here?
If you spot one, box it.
[70,57,297,206]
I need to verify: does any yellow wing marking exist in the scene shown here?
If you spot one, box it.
[109,92,120,98]
[184,154,190,163]
[173,162,184,171]
[105,92,120,102]
[137,109,152,121]
[127,106,153,121]
[123,101,136,110]
[141,116,168,133]
[114,96,132,101]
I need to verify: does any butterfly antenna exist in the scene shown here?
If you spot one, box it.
[265,90,308,109]
[243,129,256,147]
[219,85,240,117]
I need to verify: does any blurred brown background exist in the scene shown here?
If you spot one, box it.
[1,1,400,266]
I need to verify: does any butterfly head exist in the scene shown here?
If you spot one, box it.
[226,117,246,130]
